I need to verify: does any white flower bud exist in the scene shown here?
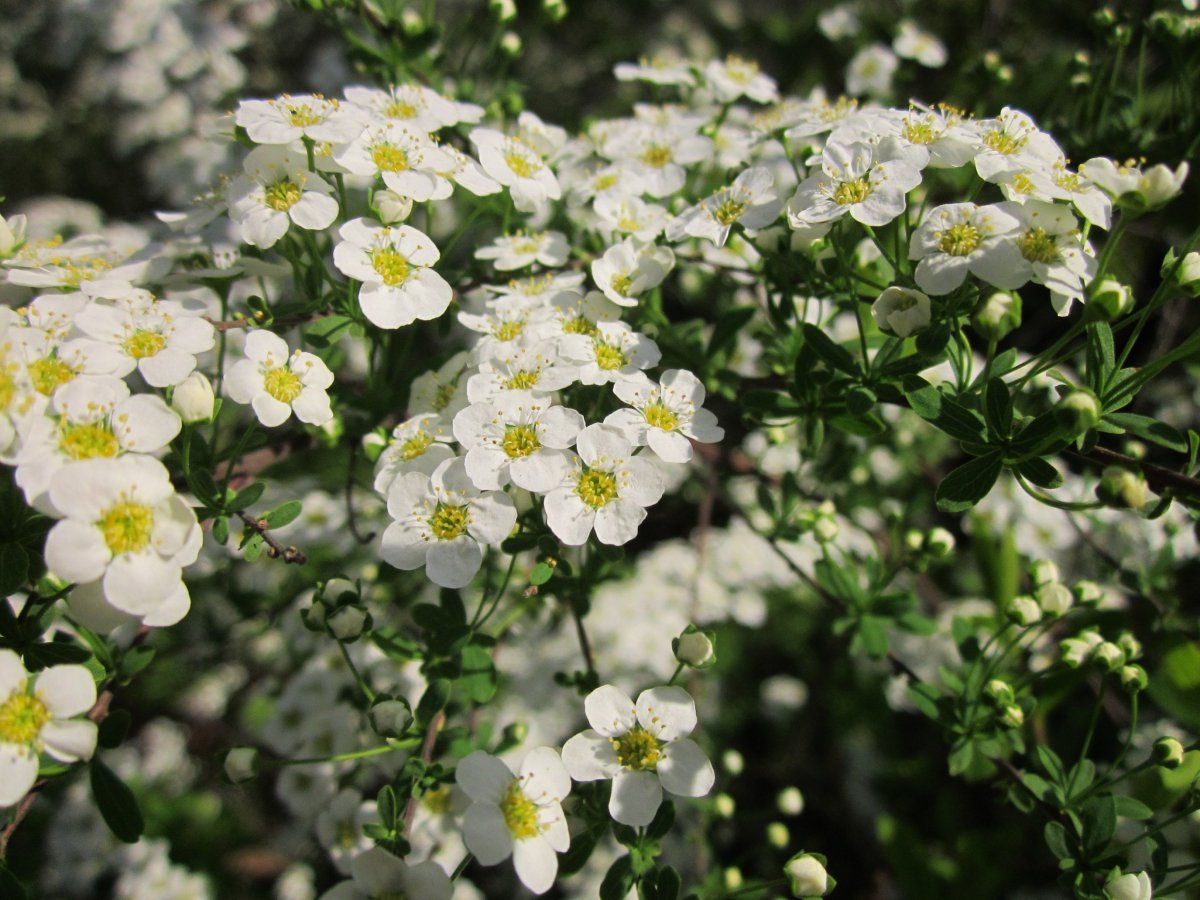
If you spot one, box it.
[0,213,27,258]
[490,0,516,21]
[1120,664,1148,692]
[872,286,932,337]
[223,747,259,783]
[1008,595,1042,626]
[675,629,715,668]
[372,189,413,225]
[327,605,369,642]
[985,679,1015,705]
[767,821,791,848]
[1094,641,1125,670]
[1061,630,1103,667]
[369,699,413,739]
[500,31,522,56]
[1030,559,1059,587]
[1176,250,1200,294]
[723,749,745,776]
[1089,278,1135,320]
[1074,580,1104,605]
[714,793,736,818]
[1000,705,1025,728]
[925,527,955,557]
[777,786,805,816]
[724,867,744,890]
[1154,737,1185,769]
[1037,582,1074,617]
[171,372,216,423]
[972,291,1022,340]
[1104,870,1152,900]
[813,516,839,543]
[785,852,831,897]
[1138,161,1188,208]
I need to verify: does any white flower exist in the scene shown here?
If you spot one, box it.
[228,146,340,249]
[817,5,860,39]
[318,847,451,900]
[343,83,480,133]
[372,413,456,494]
[225,330,334,427]
[845,44,899,98]
[1079,157,1188,210]
[44,455,201,622]
[1105,871,1152,900]
[474,230,570,271]
[871,287,931,337]
[561,684,715,826]
[605,369,724,463]
[968,108,1063,183]
[667,166,783,247]
[0,650,97,807]
[235,94,366,145]
[334,123,455,201]
[171,371,215,423]
[543,423,664,546]
[784,852,832,897]
[602,124,714,199]
[909,202,1023,295]
[614,54,697,87]
[704,55,778,103]
[453,398,584,492]
[591,238,675,306]
[593,194,671,243]
[893,20,947,67]
[380,457,516,588]
[457,748,570,895]
[332,218,452,330]
[996,199,1095,313]
[558,320,662,386]
[470,128,561,214]
[788,141,921,228]
[314,789,382,875]
[465,341,578,404]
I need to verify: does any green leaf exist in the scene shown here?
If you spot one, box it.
[558,820,602,876]
[1114,795,1154,820]
[212,515,229,545]
[1067,759,1095,799]
[1080,793,1118,855]
[227,481,266,512]
[377,785,398,827]
[707,306,757,359]
[98,709,132,749]
[90,757,144,843]
[119,645,156,681]
[1043,821,1073,861]
[242,532,265,562]
[416,678,452,723]
[530,562,555,586]
[600,856,636,900]
[915,323,951,355]
[25,641,92,670]
[460,644,497,704]
[262,500,303,529]
[829,413,886,436]
[844,386,876,416]
[801,323,859,374]
[645,799,675,840]
[856,615,889,658]
[1016,457,1063,489]
[903,377,987,443]
[655,865,681,900]
[1020,771,1055,802]
[907,682,942,720]
[0,542,30,596]
[1009,411,1069,457]
[936,452,1004,513]
[1035,745,1066,783]
[947,738,977,776]
[741,389,801,421]
[1086,321,1115,391]
[303,314,355,348]
[1104,412,1188,453]
[984,378,1013,440]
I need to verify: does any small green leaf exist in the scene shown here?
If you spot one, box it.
[903,377,987,442]
[801,323,858,374]
[1035,745,1066,783]
[227,481,266,512]
[1080,793,1118,854]
[984,378,1013,440]
[936,452,1004,513]
[242,532,265,562]
[416,678,452,723]
[645,800,675,840]
[907,682,942,720]
[212,515,229,545]
[98,709,132,749]
[1114,795,1154,820]
[830,413,886,436]
[530,562,555,586]
[1104,412,1188,453]
[91,757,144,843]
[262,500,303,529]
[0,543,30,596]
[1016,456,1063,489]
[1043,821,1073,861]
[460,644,497,704]
[844,386,876,416]
[655,865,682,900]
[600,855,636,900]
[25,641,92,670]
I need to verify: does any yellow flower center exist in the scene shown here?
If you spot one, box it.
[29,356,77,396]
[264,178,302,212]
[576,468,618,509]
[373,144,410,172]
[902,117,937,145]
[643,402,679,431]
[504,369,541,390]
[371,249,411,286]
[428,503,470,540]
[641,145,672,168]
[59,422,119,460]
[563,315,598,337]
[0,691,50,746]
[711,197,749,226]
[937,223,982,256]
[286,103,324,127]
[502,424,541,458]
[400,431,433,460]
[432,382,456,412]
[493,320,525,342]
[500,779,541,840]
[593,173,618,191]
[1054,168,1082,192]
[58,257,114,286]
[610,273,634,297]
[0,363,14,410]
[100,500,155,555]
[611,726,663,771]
[384,99,419,120]
[1017,227,1059,264]
[264,366,303,403]
[505,150,540,179]
[422,784,453,814]
[123,329,166,359]
[594,342,628,371]
[833,178,872,206]
[983,129,1025,155]
[1010,172,1036,195]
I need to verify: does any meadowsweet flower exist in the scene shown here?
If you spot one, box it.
[558,320,661,386]
[785,852,833,897]
[593,194,670,243]
[1104,871,1152,900]
[235,94,366,145]
[602,124,714,198]
[0,650,97,807]
[667,166,784,247]
[465,341,578,404]
[318,847,451,900]
[909,202,1023,294]
[561,684,715,826]
[605,369,724,463]
[997,199,1095,313]
[968,108,1063,182]
[372,413,456,494]
[453,398,584,492]
[591,238,675,306]
[227,146,339,249]
[470,128,561,214]
[704,55,778,103]
[788,141,921,228]
[225,330,334,427]
[475,230,569,271]
[332,218,452,329]
[1079,157,1188,211]
[334,122,455,201]
[871,287,931,337]
[343,84,481,133]
[893,20,947,67]
[380,457,516,588]
[845,44,899,98]
[457,747,570,895]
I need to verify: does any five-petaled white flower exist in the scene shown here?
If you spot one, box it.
[228,146,340,249]
[0,649,98,807]
[561,684,715,826]
[788,141,921,228]
[225,330,335,427]
[605,369,724,463]
[457,747,571,895]
[452,398,584,492]
[317,846,452,900]
[667,166,783,247]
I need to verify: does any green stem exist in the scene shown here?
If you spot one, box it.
[337,639,376,704]
[666,662,686,687]
[451,853,474,881]
[268,740,414,768]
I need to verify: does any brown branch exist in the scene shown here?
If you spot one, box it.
[236,511,307,565]
[402,711,445,836]
[1073,445,1200,499]
[205,311,331,333]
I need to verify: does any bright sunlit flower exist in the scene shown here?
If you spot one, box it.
[228,146,340,249]
[225,329,334,427]
[605,369,724,463]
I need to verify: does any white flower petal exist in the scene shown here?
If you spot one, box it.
[462,801,514,865]
[609,768,662,827]
[520,746,570,804]
[561,730,621,781]
[0,746,38,806]
[35,665,96,718]
[40,719,98,763]
[657,738,715,798]
[636,686,697,742]
[456,750,515,804]
[512,836,558,895]
[584,684,637,737]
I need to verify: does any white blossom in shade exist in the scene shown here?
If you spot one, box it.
[438,144,503,197]
[845,44,899,98]
[613,53,697,87]
[318,847,451,900]
[409,351,471,419]
[453,398,584,492]
[235,94,367,145]
[44,455,202,621]
[0,649,97,807]
[465,341,578,404]
[457,747,570,896]
[996,199,1096,313]
[543,423,664,546]
[314,789,382,876]
[224,329,334,427]
[474,230,570,271]
[567,159,647,206]
[71,289,215,388]
[1104,871,1152,900]
[470,128,561,214]
[547,290,623,345]
[14,375,181,509]
[4,232,169,291]
[557,320,661,386]
[870,287,932,338]
[334,122,455,201]
[704,55,779,103]
[843,105,976,172]
[373,413,456,494]
[333,218,452,329]
[787,141,921,228]
[1079,158,1188,209]
[909,202,1024,295]
[343,83,481,133]
[487,271,587,309]
[458,298,556,363]
[602,125,714,199]
[0,309,34,455]
[593,194,671,243]
[591,238,675,306]
[561,684,715,827]
[893,20,948,67]
[380,457,516,589]
[606,369,724,463]
[817,4,860,39]
[666,166,783,247]
[227,146,339,249]
[967,108,1063,183]
[998,157,1113,230]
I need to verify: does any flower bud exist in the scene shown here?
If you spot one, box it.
[1118,632,1142,661]
[543,0,567,21]
[722,749,745,775]
[172,372,216,423]
[1030,559,1059,587]
[372,189,413,225]
[904,529,924,552]
[327,604,370,642]
[972,291,1022,340]
[369,698,414,739]
[871,286,932,337]
[813,516,839,543]
[1088,278,1135,321]
[674,626,716,669]
[490,0,516,20]
[1094,641,1125,671]
[1052,389,1102,437]
[1138,162,1188,208]
[500,31,522,56]
[1061,630,1103,667]
[1037,582,1074,617]
[301,599,328,632]
[1096,466,1148,509]
[1104,871,1152,900]
[223,747,259,783]
[0,213,27,258]
[767,821,791,848]
[925,527,955,557]
[785,852,832,897]
[1120,664,1148,693]
[714,793,736,818]
[1008,595,1042,626]
[1074,580,1104,605]
[724,868,744,890]
[1000,704,1025,728]
[985,679,1015,706]
[778,786,805,816]
[1174,250,1200,296]
[1154,737,1185,769]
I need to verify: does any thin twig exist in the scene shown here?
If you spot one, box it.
[1072,446,1200,499]
[236,511,307,565]
[402,711,445,836]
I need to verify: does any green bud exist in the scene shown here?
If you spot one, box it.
[673,625,717,668]
[985,679,1015,706]
[925,527,955,557]
[723,749,745,775]
[1120,664,1148,693]
[222,747,260,784]
[1074,579,1104,605]
[972,291,1022,340]
[1008,595,1042,626]
[1088,278,1135,320]
[767,821,791,848]
[1037,582,1074,617]
[1096,466,1149,509]
[1094,641,1126,671]
[1030,559,1059,587]
[327,604,370,642]
[1000,704,1025,728]
[369,698,414,739]
[543,0,567,21]
[1052,389,1102,437]
[1154,737,1185,769]
[777,786,805,815]
[785,852,833,897]
[714,793,736,818]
